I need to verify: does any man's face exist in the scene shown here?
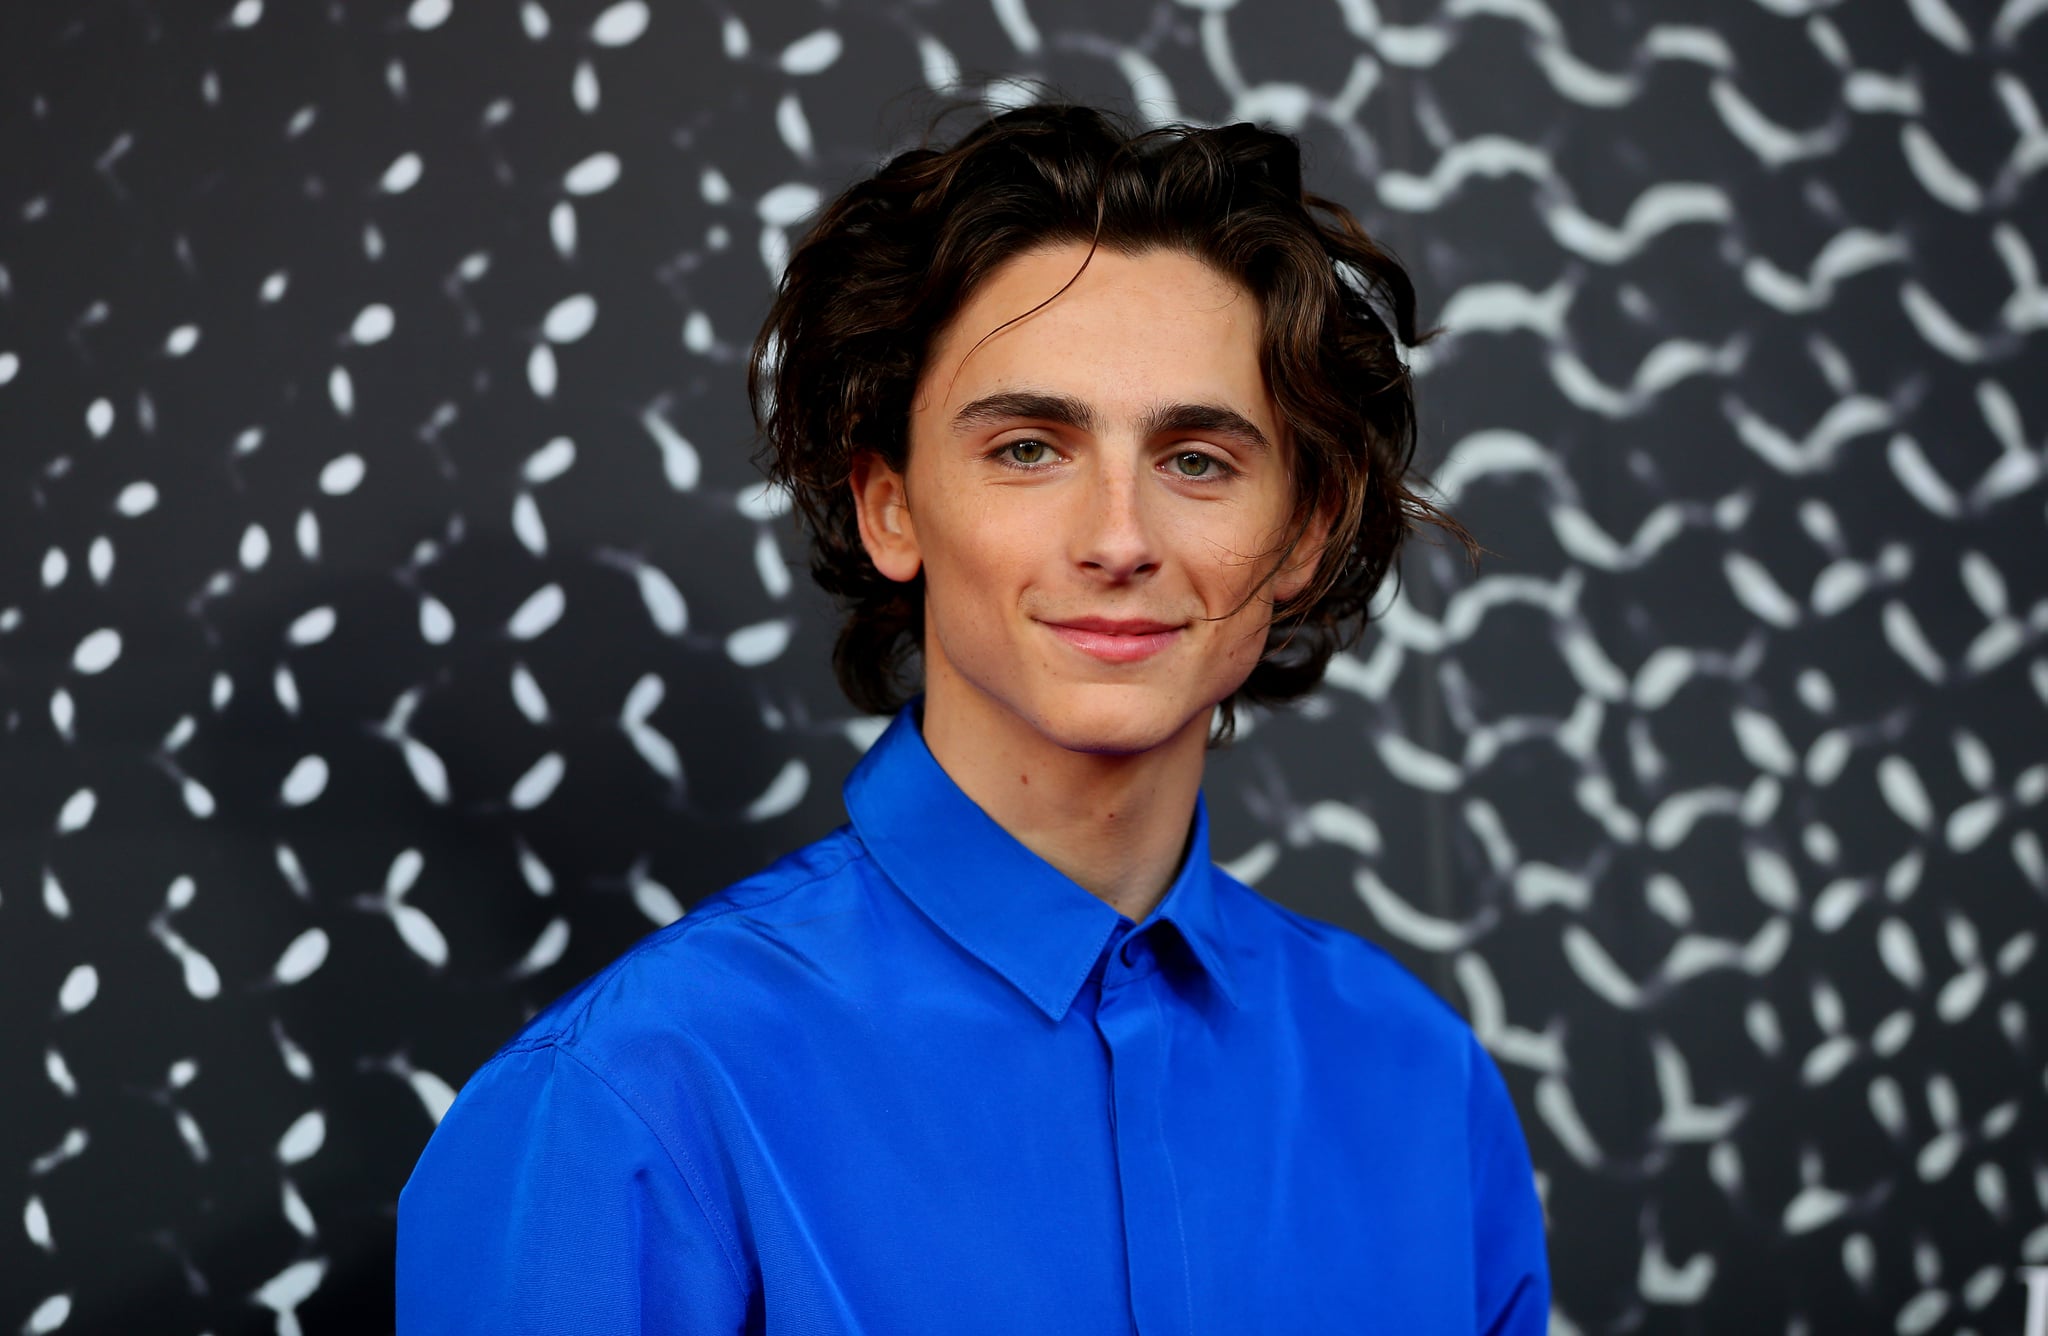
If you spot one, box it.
[853,242,1319,758]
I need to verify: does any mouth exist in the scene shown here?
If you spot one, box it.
[1039,616,1186,665]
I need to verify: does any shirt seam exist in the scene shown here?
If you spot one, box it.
[544,1039,754,1306]
[546,835,866,1039]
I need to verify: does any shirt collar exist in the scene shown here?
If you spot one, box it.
[843,700,1241,1023]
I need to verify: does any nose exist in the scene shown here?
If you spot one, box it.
[1071,455,1161,582]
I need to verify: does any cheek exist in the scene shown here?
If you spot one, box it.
[926,494,1006,569]
[917,498,1034,620]
[1181,510,1281,605]
[1215,607,1274,676]
[1183,514,1290,653]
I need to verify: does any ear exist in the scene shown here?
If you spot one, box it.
[1270,498,1336,607]
[850,450,923,583]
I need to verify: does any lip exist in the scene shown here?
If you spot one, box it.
[1040,616,1186,664]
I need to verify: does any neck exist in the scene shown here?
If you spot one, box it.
[918,665,1210,925]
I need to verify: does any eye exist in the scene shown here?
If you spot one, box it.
[1171,450,1224,478]
[998,440,1054,466]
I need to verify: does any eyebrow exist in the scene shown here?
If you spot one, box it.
[949,391,1272,453]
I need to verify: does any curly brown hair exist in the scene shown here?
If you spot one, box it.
[749,101,1475,740]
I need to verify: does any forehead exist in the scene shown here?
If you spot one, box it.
[916,243,1273,426]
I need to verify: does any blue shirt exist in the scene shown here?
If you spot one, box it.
[397,702,1549,1333]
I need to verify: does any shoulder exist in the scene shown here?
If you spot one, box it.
[408,833,877,1266]
[485,825,876,1075]
[1209,866,1483,1072]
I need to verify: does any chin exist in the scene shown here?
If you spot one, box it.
[1025,685,1210,757]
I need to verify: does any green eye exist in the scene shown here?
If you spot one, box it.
[1173,452,1215,477]
[1005,441,1050,465]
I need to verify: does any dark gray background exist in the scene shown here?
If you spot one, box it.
[3,0,2044,1331]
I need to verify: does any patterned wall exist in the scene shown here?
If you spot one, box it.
[3,0,2043,1332]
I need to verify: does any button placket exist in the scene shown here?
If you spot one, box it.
[1093,958,1194,1336]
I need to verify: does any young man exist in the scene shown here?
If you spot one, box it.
[398,103,1550,1333]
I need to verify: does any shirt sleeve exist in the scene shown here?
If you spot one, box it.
[396,1040,752,1335]
[1466,1035,1551,1336]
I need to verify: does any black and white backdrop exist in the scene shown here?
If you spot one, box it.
[2,0,2044,1331]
